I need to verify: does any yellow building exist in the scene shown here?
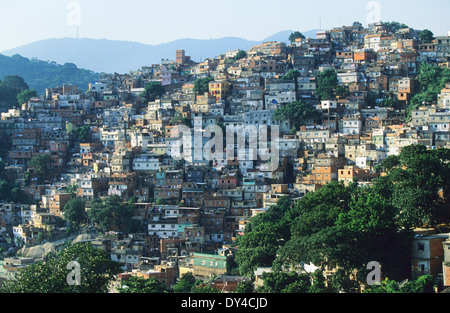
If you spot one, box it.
[209,81,230,101]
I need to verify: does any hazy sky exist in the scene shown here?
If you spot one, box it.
[0,0,449,52]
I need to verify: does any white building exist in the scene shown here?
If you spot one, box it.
[342,116,363,135]
[148,222,179,238]
[132,155,160,172]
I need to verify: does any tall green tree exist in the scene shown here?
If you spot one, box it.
[258,271,315,293]
[0,243,121,293]
[88,195,141,234]
[382,21,409,33]
[419,29,435,44]
[235,223,282,277]
[233,281,255,293]
[408,63,450,118]
[72,125,91,143]
[16,89,38,105]
[27,153,53,183]
[141,81,165,104]
[193,76,214,95]
[172,272,202,293]
[282,69,301,80]
[380,145,450,229]
[334,85,349,99]
[289,31,306,43]
[0,75,30,109]
[315,69,338,101]
[379,92,400,109]
[274,99,319,132]
[63,198,86,227]
[234,50,247,60]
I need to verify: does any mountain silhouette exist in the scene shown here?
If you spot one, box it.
[2,30,318,74]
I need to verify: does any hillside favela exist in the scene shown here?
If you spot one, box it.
[1,17,450,301]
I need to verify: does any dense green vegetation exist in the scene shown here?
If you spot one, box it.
[0,243,121,293]
[315,68,339,101]
[274,99,320,133]
[87,195,142,234]
[16,89,38,106]
[0,54,100,96]
[289,31,306,43]
[365,275,436,293]
[0,75,32,111]
[419,29,435,44]
[63,198,86,228]
[0,160,31,203]
[234,145,450,292]
[382,21,409,33]
[70,125,92,143]
[141,81,165,104]
[193,76,214,95]
[282,69,301,80]
[25,153,53,185]
[408,63,450,118]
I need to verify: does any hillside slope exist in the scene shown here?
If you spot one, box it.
[0,54,99,95]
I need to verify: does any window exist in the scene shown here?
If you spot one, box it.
[418,262,428,273]
[417,243,425,252]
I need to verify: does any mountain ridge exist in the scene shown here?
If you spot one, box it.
[0,53,99,95]
[2,30,318,74]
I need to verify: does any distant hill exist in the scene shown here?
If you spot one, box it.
[2,37,259,74]
[2,30,319,74]
[263,29,319,43]
[0,54,99,95]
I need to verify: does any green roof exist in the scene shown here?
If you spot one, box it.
[192,253,227,269]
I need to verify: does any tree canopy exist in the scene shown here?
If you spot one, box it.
[419,29,435,44]
[274,99,319,133]
[0,243,121,293]
[71,125,92,143]
[282,69,301,80]
[0,75,30,110]
[289,31,306,43]
[233,145,450,291]
[408,63,450,118]
[64,198,86,227]
[16,89,38,106]
[141,81,165,104]
[315,68,339,101]
[193,76,214,95]
[364,275,436,293]
[87,195,141,234]
[172,272,203,293]
[0,54,99,96]
[382,21,409,33]
[378,145,450,229]
[26,153,53,184]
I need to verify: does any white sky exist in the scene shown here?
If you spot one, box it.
[0,0,449,51]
